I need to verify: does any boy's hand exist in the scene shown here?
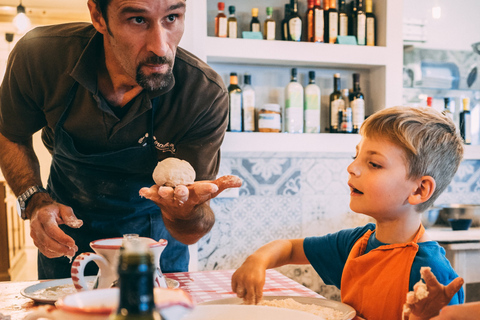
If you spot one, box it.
[404,267,464,320]
[231,256,267,305]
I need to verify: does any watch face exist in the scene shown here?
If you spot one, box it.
[16,199,24,219]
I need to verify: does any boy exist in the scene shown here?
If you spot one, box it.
[231,106,464,320]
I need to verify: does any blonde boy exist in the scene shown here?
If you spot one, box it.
[232,106,464,320]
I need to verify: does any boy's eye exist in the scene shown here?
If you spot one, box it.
[369,162,381,169]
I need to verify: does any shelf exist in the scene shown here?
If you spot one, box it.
[205,37,389,69]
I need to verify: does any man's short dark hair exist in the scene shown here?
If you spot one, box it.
[91,0,111,22]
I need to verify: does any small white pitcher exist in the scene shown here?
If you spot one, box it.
[71,236,168,291]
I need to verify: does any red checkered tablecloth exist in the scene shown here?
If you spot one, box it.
[164,269,323,304]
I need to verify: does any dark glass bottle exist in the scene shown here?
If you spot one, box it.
[329,73,344,133]
[355,0,366,45]
[365,0,376,46]
[288,0,303,41]
[228,72,243,132]
[323,0,330,42]
[282,4,291,41]
[348,0,357,36]
[109,240,162,320]
[350,73,365,133]
[460,98,472,145]
[326,0,338,44]
[338,0,348,36]
[250,8,261,32]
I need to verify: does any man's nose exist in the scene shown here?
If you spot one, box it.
[147,23,169,57]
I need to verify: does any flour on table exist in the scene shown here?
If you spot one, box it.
[257,298,344,320]
[153,158,196,187]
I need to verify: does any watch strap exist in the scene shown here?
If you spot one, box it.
[17,185,48,220]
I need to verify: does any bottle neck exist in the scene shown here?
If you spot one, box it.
[353,82,361,92]
[334,78,341,91]
[230,76,238,85]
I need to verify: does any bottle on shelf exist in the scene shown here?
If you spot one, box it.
[215,2,227,38]
[350,73,365,133]
[108,239,161,320]
[227,5,237,39]
[339,88,353,133]
[250,8,261,32]
[329,73,344,133]
[282,4,291,41]
[304,71,321,133]
[348,0,357,36]
[459,97,472,145]
[442,97,455,122]
[338,0,349,37]
[258,104,282,133]
[326,0,339,44]
[243,73,256,132]
[426,96,433,107]
[365,0,376,46]
[228,72,243,132]
[355,0,366,45]
[288,0,303,41]
[285,68,304,133]
[323,0,330,43]
[264,6,276,40]
[307,0,324,43]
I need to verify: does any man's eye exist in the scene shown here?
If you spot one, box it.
[166,14,178,22]
[132,17,145,24]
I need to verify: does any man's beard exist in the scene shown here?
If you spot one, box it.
[136,56,174,91]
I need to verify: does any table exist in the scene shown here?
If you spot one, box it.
[0,269,323,320]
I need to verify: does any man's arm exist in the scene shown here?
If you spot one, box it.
[0,132,82,258]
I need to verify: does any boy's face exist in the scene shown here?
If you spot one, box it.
[347,136,419,221]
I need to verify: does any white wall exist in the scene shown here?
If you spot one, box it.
[403,0,480,51]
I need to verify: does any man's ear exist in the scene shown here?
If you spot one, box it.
[87,0,108,35]
[408,176,436,205]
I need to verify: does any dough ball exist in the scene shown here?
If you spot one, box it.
[153,158,196,187]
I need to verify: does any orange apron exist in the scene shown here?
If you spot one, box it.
[341,225,425,320]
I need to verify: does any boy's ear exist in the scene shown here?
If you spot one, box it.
[408,176,436,205]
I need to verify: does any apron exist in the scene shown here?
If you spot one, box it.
[38,82,188,279]
[341,224,425,320]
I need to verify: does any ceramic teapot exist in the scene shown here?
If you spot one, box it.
[71,235,168,291]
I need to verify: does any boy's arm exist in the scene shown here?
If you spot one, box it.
[231,239,308,304]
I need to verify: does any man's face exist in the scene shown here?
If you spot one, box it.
[100,0,185,91]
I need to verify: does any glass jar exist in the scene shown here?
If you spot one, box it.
[258,104,281,132]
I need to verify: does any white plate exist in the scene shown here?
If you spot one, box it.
[21,276,180,304]
[200,295,356,320]
[183,305,324,320]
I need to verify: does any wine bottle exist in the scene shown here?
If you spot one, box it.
[459,98,472,145]
[288,0,303,41]
[304,71,321,133]
[355,0,366,45]
[348,0,357,36]
[340,88,353,133]
[250,8,261,32]
[350,73,365,133]
[227,5,237,38]
[329,73,344,133]
[338,0,349,37]
[326,0,338,43]
[313,0,324,42]
[365,0,376,46]
[264,7,276,40]
[215,2,227,38]
[228,72,242,132]
[109,240,162,320]
[282,4,291,41]
[285,68,304,133]
[323,0,330,43]
[243,73,256,132]
[307,0,315,42]
[443,97,454,122]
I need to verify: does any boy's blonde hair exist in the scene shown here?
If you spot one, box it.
[360,106,464,212]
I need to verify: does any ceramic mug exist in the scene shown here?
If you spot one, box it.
[71,236,168,291]
[24,287,194,320]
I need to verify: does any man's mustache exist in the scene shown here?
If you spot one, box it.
[141,56,172,65]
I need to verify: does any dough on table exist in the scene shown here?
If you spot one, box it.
[153,158,196,187]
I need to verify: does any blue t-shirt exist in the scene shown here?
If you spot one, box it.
[304,223,464,305]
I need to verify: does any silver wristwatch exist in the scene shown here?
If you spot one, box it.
[16,186,48,220]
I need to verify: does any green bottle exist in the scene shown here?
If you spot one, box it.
[109,239,162,320]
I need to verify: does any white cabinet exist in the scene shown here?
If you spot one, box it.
[181,0,403,150]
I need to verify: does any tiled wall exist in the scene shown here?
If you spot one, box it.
[204,152,480,300]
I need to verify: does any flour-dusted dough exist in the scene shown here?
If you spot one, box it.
[152,158,196,187]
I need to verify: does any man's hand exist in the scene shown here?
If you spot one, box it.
[405,267,464,320]
[29,195,83,258]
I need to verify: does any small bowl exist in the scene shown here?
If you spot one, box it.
[448,218,472,231]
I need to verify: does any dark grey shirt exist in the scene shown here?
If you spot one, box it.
[0,22,228,181]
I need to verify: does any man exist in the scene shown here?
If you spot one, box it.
[0,0,240,279]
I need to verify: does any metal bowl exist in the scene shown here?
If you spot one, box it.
[438,204,480,227]
[421,207,441,228]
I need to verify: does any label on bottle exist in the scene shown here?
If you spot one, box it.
[357,14,366,45]
[351,98,365,128]
[218,17,227,37]
[366,17,375,46]
[286,87,304,133]
[259,113,281,131]
[305,109,321,133]
[314,9,324,42]
[330,99,344,127]
[266,21,275,40]
[289,17,302,41]
[329,12,338,43]
[229,92,242,131]
[252,23,260,32]
[339,14,348,36]
[243,89,255,132]
[228,21,237,38]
